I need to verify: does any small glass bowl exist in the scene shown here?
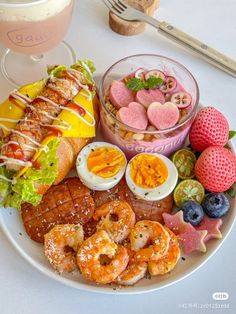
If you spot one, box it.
[99,54,200,159]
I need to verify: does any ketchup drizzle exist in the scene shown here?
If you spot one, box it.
[8,95,26,111]
[43,125,63,137]
[67,101,86,117]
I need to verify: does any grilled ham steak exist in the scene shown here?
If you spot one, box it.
[21,177,95,243]
[21,177,173,243]
[93,178,173,222]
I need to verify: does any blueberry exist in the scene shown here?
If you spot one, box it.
[180,200,204,226]
[203,193,230,218]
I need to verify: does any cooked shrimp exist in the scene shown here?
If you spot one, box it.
[130,220,170,262]
[93,200,136,243]
[116,246,147,286]
[148,227,180,275]
[77,230,129,284]
[44,224,84,273]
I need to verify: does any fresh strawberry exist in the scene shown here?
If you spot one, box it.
[189,107,229,152]
[195,146,236,192]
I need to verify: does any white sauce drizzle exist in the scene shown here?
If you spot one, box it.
[53,77,78,95]
[68,69,93,101]
[62,105,95,127]
[1,139,48,155]
[0,118,20,123]
[10,78,94,127]
[9,93,28,106]
[79,90,90,98]
[81,61,94,82]
[22,144,38,152]
[47,83,73,99]
[66,70,79,82]
[0,117,69,131]
[36,95,58,108]
[0,123,42,147]
[26,103,53,119]
[36,95,95,127]
[1,141,19,149]
[0,75,95,181]
[11,90,32,103]
[0,175,16,184]
[40,123,69,130]
[23,143,49,153]
[0,156,32,167]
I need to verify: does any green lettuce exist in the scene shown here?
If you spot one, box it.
[47,59,96,86]
[71,59,96,83]
[2,138,60,210]
[47,65,67,77]
[0,167,12,206]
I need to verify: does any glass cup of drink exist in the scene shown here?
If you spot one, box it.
[0,0,76,87]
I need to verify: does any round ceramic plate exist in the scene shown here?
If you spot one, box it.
[0,138,235,295]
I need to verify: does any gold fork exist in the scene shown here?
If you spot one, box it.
[103,0,236,77]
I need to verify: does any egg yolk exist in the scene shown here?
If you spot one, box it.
[130,154,168,189]
[87,147,126,178]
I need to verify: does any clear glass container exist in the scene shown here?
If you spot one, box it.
[100,54,200,159]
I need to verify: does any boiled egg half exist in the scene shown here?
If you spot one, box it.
[76,142,127,191]
[125,153,178,201]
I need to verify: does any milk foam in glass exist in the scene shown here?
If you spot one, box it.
[0,0,73,54]
[0,0,75,87]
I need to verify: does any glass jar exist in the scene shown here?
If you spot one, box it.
[100,54,200,159]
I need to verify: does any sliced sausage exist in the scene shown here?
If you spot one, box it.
[136,89,165,108]
[147,102,180,130]
[109,81,135,109]
[118,102,148,130]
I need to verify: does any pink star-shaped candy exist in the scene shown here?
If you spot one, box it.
[196,216,223,242]
[178,224,208,255]
[162,211,190,235]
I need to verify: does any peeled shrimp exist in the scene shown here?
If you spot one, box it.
[148,227,180,275]
[77,230,129,284]
[130,220,170,262]
[44,224,84,273]
[116,246,147,286]
[93,200,136,243]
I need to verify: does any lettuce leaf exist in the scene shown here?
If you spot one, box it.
[2,138,60,209]
[47,65,67,77]
[71,59,96,83]
[47,59,96,85]
[0,167,12,206]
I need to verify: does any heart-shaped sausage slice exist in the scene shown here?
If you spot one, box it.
[109,81,135,109]
[147,102,180,130]
[118,102,148,130]
[136,88,165,108]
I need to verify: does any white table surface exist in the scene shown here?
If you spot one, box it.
[0,0,236,313]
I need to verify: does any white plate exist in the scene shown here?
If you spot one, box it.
[0,136,235,294]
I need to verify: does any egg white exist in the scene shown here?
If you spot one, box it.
[76,142,127,191]
[125,153,178,201]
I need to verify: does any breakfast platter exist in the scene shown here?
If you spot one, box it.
[0,56,235,294]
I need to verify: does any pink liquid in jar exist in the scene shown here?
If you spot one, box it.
[100,62,198,159]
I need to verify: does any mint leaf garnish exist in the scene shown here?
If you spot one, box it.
[126,76,164,91]
[229,130,236,140]
[126,78,144,91]
[144,76,163,89]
